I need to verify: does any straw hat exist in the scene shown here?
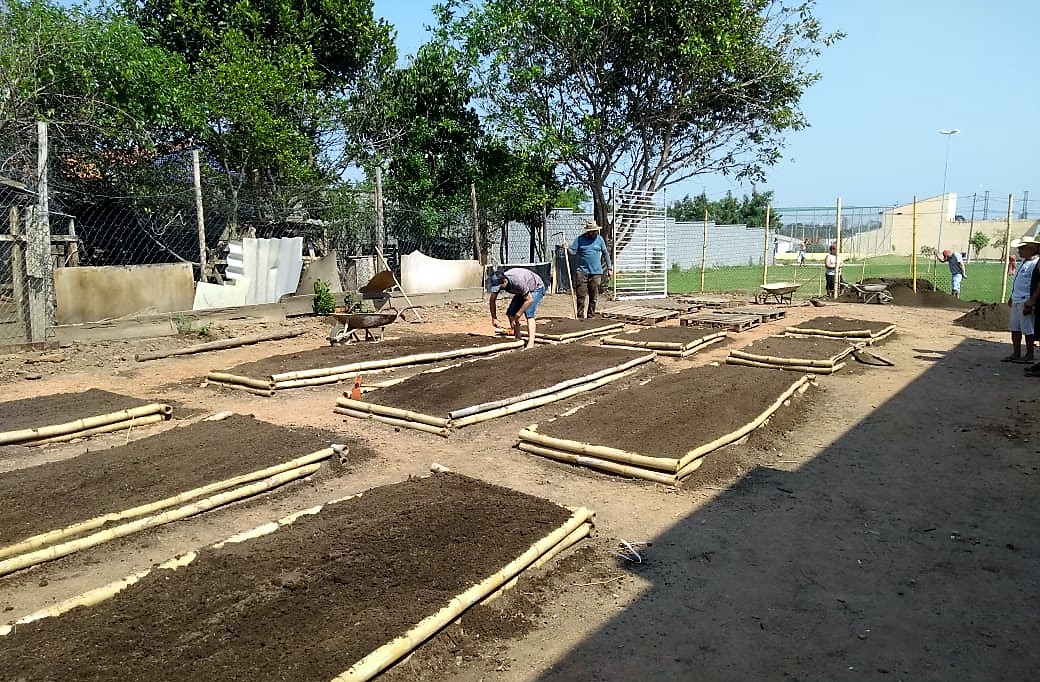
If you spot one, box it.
[583,220,601,232]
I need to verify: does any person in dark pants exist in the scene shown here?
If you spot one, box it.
[564,220,613,318]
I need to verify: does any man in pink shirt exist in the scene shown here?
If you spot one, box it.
[488,268,547,349]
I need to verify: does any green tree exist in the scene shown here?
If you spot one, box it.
[554,187,590,212]
[968,231,990,259]
[440,0,838,251]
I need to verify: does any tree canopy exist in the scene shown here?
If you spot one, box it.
[668,189,780,228]
[440,0,838,244]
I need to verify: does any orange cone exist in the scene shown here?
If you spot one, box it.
[350,374,363,400]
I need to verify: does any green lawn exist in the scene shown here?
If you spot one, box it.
[667,258,1008,303]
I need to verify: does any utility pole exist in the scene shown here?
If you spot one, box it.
[966,193,977,261]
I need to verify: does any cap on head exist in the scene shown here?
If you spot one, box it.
[942,249,951,257]
[583,220,601,232]
[489,271,508,293]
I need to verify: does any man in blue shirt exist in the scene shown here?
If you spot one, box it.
[565,220,613,318]
[937,249,966,298]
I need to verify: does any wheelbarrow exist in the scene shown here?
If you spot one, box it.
[326,306,420,345]
[844,282,893,304]
[756,282,801,305]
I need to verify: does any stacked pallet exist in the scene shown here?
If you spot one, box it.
[600,326,726,357]
[518,364,812,485]
[680,311,761,332]
[727,336,855,374]
[597,304,678,325]
[785,316,896,344]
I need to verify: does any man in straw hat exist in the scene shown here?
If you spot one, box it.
[1004,236,1040,365]
[563,220,613,318]
[936,248,967,298]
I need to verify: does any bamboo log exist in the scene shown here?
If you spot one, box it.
[725,357,843,374]
[335,398,449,428]
[518,442,677,485]
[518,428,678,472]
[784,324,895,339]
[451,367,641,428]
[601,331,725,351]
[333,508,594,681]
[730,346,853,367]
[0,403,172,446]
[274,372,356,389]
[213,505,326,548]
[674,454,705,479]
[0,464,322,577]
[205,372,275,390]
[449,353,654,419]
[480,521,593,606]
[28,414,166,446]
[676,375,809,470]
[203,379,276,397]
[270,341,523,383]
[333,408,451,436]
[135,329,303,362]
[0,448,334,561]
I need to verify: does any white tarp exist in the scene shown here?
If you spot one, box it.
[400,250,483,294]
[225,237,304,305]
[192,279,250,310]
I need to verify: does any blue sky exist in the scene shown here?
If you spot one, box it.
[373,1,1039,213]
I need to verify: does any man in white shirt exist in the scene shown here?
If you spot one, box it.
[824,243,842,296]
[1004,238,1040,364]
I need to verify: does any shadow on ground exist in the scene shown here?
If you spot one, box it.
[537,338,1039,681]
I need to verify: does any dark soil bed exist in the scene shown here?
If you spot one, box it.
[737,336,853,361]
[604,326,719,345]
[223,333,518,379]
[370,345,651,414]
[0,389,158,434]
[533,318,621,336]
[0,473,573,682]
[789,316,893,334]
[0,415,367,547]
[536,364,805,458]
[846,278,973,308]
[955,303,1009,331]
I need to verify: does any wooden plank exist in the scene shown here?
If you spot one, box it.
[640,299,701,313]
[729,307,787,321]
[680,312,760,332]
[599,306,677,325]
[675,295,746,308]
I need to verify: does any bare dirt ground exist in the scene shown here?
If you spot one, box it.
[1,294,1037,681]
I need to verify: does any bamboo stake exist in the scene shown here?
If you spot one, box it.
[205,372,276,390]
[27,414,165,446]
[0,464,322,577]
[333,508,594,681]
[335,398,449,427]
[333,408,451,436]
[0,403,173,446]
[0,448,334,561]
[519,428,677,472]
[518,443,677,485]
[726,357,844,374]
[269,341,523,383]
[450,367,642,428]
[449,353,654,419]
[135,329,303,362]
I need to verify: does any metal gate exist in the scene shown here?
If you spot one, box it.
[611,189,667,300]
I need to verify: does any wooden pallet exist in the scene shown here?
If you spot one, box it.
[598,305,679,325]
[680,312,761,332]
[640,299,702,313]
[675,295,746,309]
[728,307,787,322]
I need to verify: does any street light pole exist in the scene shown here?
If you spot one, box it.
[935,128,959,260]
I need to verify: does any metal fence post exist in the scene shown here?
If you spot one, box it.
[699,208,708,292]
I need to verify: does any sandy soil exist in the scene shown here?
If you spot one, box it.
[0,293,1037,681]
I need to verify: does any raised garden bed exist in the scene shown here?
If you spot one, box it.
[0,472,593,682]
[785,316,895,343]
[519,364,812,485]
[497,317,625,343]
[337,344,655,434]
[0,389,172,446]
[0,415,360,577]
[206,333,523,395]
[728,336,855,374]
[600,326,727,357]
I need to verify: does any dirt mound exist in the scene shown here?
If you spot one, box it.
[848,278,972,309]
[954,303,1010,331]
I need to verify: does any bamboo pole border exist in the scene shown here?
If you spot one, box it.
[334,398,450,428]
[203,378,276,397]
[135,329,303,362]
[729,344,855,368]
[500,323,626,343]
[726,357,846,374]
[1,480,594,682]
[29,413,167,445]
[783,324,896,339]
[267,340,524,383]
[0,447,335,561]
[518,442,678,485]
[518,427,678,472]
[0,464,322,578]
[0,403,173,446]
[334,507,594,681]
[600,330,726,352]
[653,336,726,357]
[449,353,654,419]
[333,407,452,437]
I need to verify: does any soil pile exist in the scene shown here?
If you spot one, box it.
[854,278,972,309]
[954,303,1009,331]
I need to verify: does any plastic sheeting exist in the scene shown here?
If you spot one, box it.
[400,250,483,295]
[225,238,304,305]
